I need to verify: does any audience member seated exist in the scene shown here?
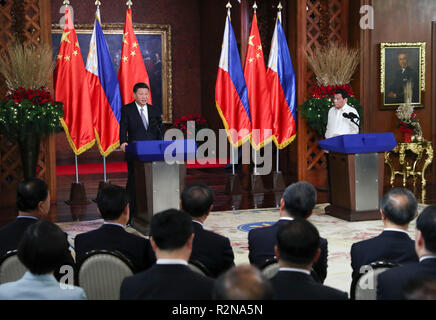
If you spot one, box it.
[401,276,436,300]
[74,185,155,272]
[377,205,436,300]
[0,178,51,257]
[248,181,328,283]
[0,178,74,278]
[271,219,348,300]
[0,220,87,300]
[120,209,214,300]
[213,264,273,300]
[181,183,234,278]
[350,187,418,283]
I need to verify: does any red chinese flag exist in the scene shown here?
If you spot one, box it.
[53,6,95,155]
[243,13,273,150]
[118,8,152,105]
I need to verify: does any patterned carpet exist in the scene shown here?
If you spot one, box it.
[58,203,427,294]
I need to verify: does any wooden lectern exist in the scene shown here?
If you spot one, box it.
[318,133,397,222]
[126,140,196,234]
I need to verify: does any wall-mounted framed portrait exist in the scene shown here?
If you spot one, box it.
[52,23,173,123]
[380,42,425,109]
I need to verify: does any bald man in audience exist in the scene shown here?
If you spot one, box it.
[212,264,274,300]
[271,219,348,300]
[248,181,328,283]
[350,187,418,288]
[181,183,234,278]
[377,205,436,300]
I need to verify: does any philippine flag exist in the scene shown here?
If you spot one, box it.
[86,8,122,157]
[267,15,297,149]
[215,15,251,147]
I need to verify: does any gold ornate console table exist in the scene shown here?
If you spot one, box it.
[384,141,433,188]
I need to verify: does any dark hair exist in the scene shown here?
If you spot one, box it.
[416,205,436,253]
[402,276,436,300]
[133,82,149,93]
[150,209,193,250]
[18,220,70,275]
[381,187,417,225]
[181,183,214,218]
[96,185,129,220]
[282,181,317,218]
[213,264,274,300]
[276,218,320,266]
[334,89,349,99]
[16,178,49,212]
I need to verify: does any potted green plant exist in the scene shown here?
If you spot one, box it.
[0,41,64,178]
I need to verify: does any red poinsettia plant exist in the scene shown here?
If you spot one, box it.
[311,83,355,99]
[173,114,208,137]
[7,87,54,105]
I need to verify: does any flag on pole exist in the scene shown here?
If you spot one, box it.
[86,8,122,157]
[244,12,272,150]
[54,6,95,155]
[118,8,152,105]
[267,15,297,149]
[215,15,251,147]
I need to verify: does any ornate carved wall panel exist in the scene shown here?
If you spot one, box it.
[297,0,349,188]
[0,0,56,208]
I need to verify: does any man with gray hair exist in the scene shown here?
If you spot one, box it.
[248,181,328,283]
[350,187,418,285]
[212,264,274,300]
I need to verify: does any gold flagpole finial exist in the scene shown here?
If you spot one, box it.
[253,2,257,12]
[126,0,132,8]
[278,2,283,11]
[95,0,101,7]
[63,0,70,5]
[226,2,232,17]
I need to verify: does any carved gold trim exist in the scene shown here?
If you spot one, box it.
[380,42,426,106]
[52,23,173,123]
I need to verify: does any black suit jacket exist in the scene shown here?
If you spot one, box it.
[120,264,214,300]
[0,217,37,258]
[271,271,348,300]
[388,66,419,103]
[248,219,328,283]
[119,102,164,149]
[377,258,436,300]
[74,224,155,272]
[350,230,418,281]
[0,217,75,280]
[190,221,235,278]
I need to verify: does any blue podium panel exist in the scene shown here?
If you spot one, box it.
[318,133,397,154]
[126,139,197,162]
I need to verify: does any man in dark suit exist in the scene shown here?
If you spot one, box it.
[248,181,328,283]
[213,264,274,300]
[350,187,419,285]
[271,219,348,300]
[387,52,419,104]
[74,185,155,272]
[0,178,75,279]
[181,183,234,278]
[0,178,50,257]
[120,209,214,300]
[377,205,436,300]
[119,82,164,224]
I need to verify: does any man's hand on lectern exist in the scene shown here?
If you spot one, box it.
[120,142,128,152]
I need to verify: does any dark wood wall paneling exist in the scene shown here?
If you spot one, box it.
[357,0,436,181]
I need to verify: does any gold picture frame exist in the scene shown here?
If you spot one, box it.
[380,42,425,108]
[52,23,173,123]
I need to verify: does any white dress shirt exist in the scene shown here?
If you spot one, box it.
[135,102,149,128]
[325,103,359,139]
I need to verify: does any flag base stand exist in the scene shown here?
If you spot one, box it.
[65,182,90,205]
[224,174,241,194]
[92,181,112,203]
[272,171,286,192]
[250,173,266,193]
